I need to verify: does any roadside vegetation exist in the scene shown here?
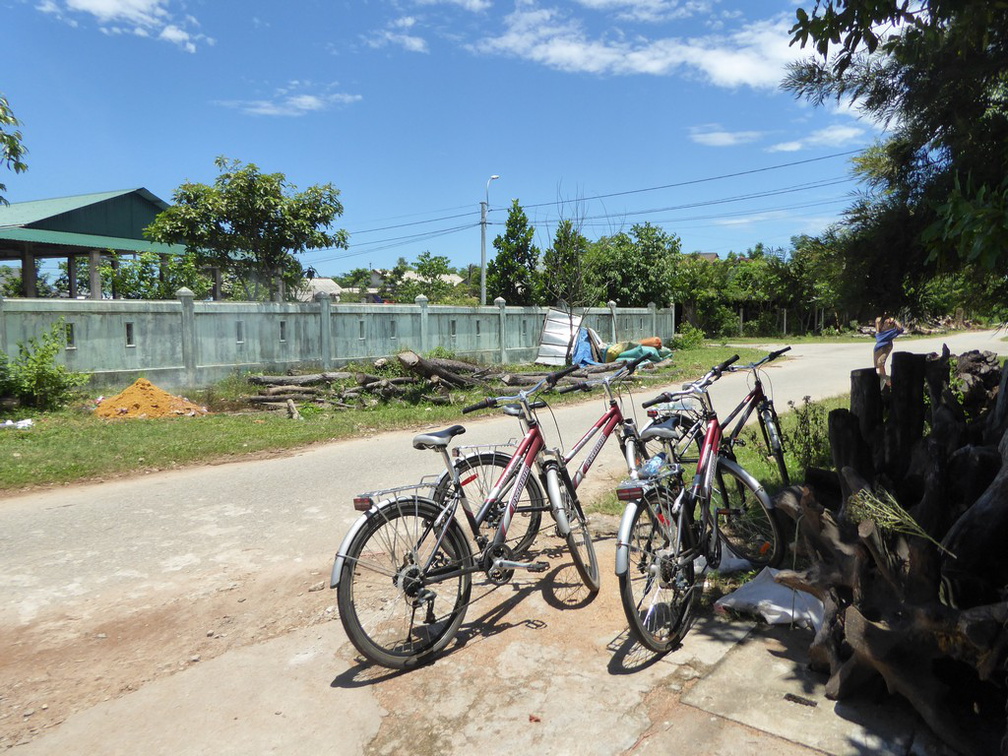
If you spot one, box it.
[0,343,775,493]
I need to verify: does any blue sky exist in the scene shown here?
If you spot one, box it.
[4,0,877,278]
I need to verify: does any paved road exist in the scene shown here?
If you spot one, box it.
[3,330,1006,626]
[3,330,1003,754]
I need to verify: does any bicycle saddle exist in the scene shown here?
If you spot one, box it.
[640,417,681,442]
[412,424,466,450]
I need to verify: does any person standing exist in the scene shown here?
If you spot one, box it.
[874,315,904,386]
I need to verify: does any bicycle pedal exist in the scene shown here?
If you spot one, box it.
[527,561,549,573]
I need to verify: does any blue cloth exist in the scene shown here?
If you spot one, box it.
[874,327,902,352]
[571,328,602,367]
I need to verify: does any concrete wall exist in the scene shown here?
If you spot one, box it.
[0,291,675,392]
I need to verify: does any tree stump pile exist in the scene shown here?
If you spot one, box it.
[243,351,634,411]
[775,347,1008,755]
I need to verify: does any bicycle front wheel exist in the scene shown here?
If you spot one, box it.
[546,465,600,594]
[619,489,697,653]
[336,497,472,669]
[433,452,545,556]
[759,403,790,486]
[711,462,783,567]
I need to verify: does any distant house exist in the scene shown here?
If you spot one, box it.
[0,188,186,298]
[296,277,343,302]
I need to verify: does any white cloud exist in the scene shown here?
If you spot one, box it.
[415,0,492,11]
[216,83,363,118]
[365,15,430,53]
[767,123,867,152]
[689,125,765,147]
[472,7,800,90]
[36,0,209,51]
[572,0,714,23]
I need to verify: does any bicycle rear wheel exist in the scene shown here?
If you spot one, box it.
[711,462,783,567]
[336,497,472,669]
[619,489,698,653]
[433,452,545,556]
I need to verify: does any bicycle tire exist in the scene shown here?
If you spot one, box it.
[336,496,472,669]
[711,462,783,567]
[433,452,545,556]
[759,403,791,486]
[545,465,600,594]
[619,488,698,653]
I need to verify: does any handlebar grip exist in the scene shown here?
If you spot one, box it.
[769,346,792,360]
[714,354,740,375]
[626,354,650,373]
[557,381,588,394]
[547,364,580,385]
[641,392,670,409]
[461,397,496,414]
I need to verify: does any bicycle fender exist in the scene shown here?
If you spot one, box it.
[614,500,641,576]
[330,495,447,589]
[330,509,374,589]
[718,457,775,510]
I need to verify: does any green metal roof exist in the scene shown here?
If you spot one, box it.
[0,226,185,254]
[0,188,181,255]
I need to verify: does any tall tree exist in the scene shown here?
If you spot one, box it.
[0,94,27,205]
[146,157,348,301]
[588,222,680,308]
[487,199,541,306]
[786,1,1008,277]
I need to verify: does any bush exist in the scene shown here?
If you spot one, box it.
[1,320,89,411]
[670,322,705,350]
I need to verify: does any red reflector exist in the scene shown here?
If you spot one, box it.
[647,410,658,418]
[460,473,478,487]
[616,486,644,501]
[353,496,374,512]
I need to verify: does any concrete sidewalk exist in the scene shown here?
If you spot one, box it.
[17,529,957,756]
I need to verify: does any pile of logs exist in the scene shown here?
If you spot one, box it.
[244,350,651,412]
[776,348,1008,755]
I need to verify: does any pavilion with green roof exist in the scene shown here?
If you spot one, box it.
[0,188,186,298]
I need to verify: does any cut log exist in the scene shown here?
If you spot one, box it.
[247,372,352,386]
[397,350,478,388]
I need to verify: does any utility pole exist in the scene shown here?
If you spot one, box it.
[480,174,500,306]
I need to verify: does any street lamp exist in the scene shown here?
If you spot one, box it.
[480,174,500,306]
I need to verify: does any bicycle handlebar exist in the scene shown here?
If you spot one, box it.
[714,354,740,376]
[462,397,497,414]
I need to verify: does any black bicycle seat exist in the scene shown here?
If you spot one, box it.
[640,417,682,442]
[412,425,466,450]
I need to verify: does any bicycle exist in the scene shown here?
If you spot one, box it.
[613,354,786,653]
[331,364,610,669]
[425,355,654,560]
[640,346,792,485]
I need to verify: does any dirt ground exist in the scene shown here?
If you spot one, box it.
[0,559,339,748]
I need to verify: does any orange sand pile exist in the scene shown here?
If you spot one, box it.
[94,378,209,419]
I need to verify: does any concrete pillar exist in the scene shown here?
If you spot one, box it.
[89,249,102,300]
[22,247,37,298]
[495,296,507,363]
[67,256,78,299]
[648,302,657,338]
[416,294,429,353]
[316,291,333,370]
[607,300,618,343]
[176,287,196,387]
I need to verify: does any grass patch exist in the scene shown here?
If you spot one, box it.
[0,345,766,494]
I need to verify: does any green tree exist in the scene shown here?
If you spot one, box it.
[400,251,455,303]
[0,94,27,205]
[145,157,348,301]
[787,1,1008,277]
[588,223,680,307]
[487,199,541,306]
[336,267,373,302]
[542,218,598,361]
